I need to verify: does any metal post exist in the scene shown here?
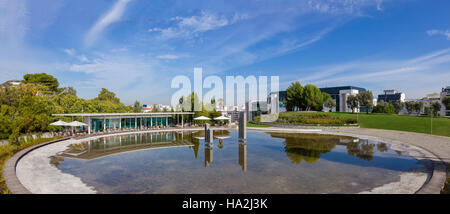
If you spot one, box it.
[239,111,247,141]
[205,123,213,143]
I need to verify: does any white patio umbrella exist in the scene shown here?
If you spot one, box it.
[50,120,69,126]
[214,115,230,120]
[67,121,88,127]
[193,116,211,120]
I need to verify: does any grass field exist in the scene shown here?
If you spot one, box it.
[329,112,450,137]
[246,122,269,127]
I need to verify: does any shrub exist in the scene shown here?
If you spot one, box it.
[273,112,357,125]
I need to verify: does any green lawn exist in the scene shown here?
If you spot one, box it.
[328,112,450,137]
[246,122,269,127]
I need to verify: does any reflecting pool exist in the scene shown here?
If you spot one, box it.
[52,130,425,194]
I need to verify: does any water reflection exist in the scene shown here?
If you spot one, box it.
[55,131,397,169]
[239,142,247,171]
[52,130,424,194]
[59,132,194,161]
[268,133,388,164]
[204,143,213,167]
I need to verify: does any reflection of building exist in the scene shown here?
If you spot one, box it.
[377,90,406,104]
[58,132,193,161]
[204,144,213,167]
[441,86,450,116]
[238,143,247,172]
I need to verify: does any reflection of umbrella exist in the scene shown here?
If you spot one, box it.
[214,115,230,120]
[194,116,211,120]
[50,120,69,126]
[67,121,88,127]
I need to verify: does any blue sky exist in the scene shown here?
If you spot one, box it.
[0,0,449,105]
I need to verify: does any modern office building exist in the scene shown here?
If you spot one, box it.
[319,86,367,113]
[418,93,441,114]
[267,86,368,113]
[53,112,194,134]
[441,86,450,116]
[377,90,406,104]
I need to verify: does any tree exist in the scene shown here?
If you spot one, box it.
[405,101,415,115]
[424,106,432,116]
[385,102,395,114]
[0,73,135,141]
[59,87,77,96]
[323,96,336,112]
[346,95,359,113]
[357,91,374,114]
[152,104,159,112]
[286,81,303,111]
[431,102,441,116]
[413,102,423,115]
[302,84,324,111]
[133,101,143,113]
[97,88,121,104]
[393,100,404,114]
[23,73,59,92]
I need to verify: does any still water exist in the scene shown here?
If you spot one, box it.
[52,130,424,193]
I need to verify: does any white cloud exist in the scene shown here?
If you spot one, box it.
[149,11,247,40]
[427,29,450,40]
[78,55,89,63]
[84,0,132,47]
[156,54,181,60]
[64,48,76,56]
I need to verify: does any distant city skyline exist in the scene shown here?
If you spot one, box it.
[1,0,449,105]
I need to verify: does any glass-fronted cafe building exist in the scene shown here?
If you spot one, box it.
[52,112,194,134]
